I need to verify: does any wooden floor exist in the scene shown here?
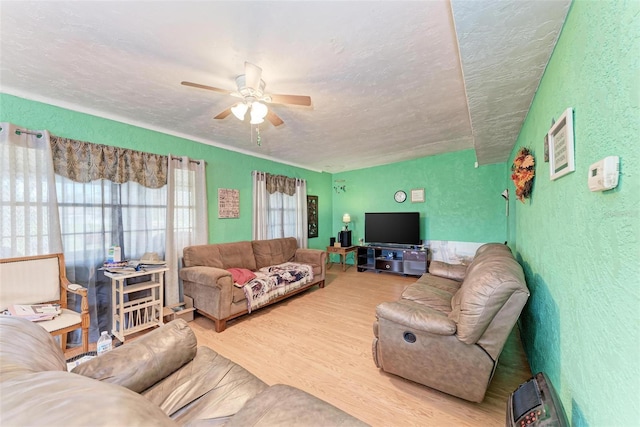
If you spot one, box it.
[189,268,532,426]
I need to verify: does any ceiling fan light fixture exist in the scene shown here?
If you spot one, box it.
[183,61,310,128]
[231,102,248,120]
[251,101,268,119]
[249,112,265,125]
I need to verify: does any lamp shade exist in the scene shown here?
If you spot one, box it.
[342,213,351,223]
[249,101,268,124]
[251,101,268,119]
[249,114,264,124]
[231,103,248,120]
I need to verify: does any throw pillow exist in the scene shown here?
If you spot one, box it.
[227,268,257,287]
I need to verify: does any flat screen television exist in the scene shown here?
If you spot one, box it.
[364,212,420,246]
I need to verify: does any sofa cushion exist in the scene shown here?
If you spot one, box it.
[225,384,367,427]
[73,319,197,393]
[402,283,453,314]
[428,261,468,282]
[252,237,297,270]
[232,285,247,303]
[183,242,257,271]
[416,273,462,295]
[144,347,269,423]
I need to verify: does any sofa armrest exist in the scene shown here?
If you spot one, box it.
[428,261,467,282]
[180,265,231,289]
[72,319,197,393]
[294,248,326,267]
[376,300,456,336]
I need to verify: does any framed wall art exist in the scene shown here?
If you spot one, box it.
[307,195,318,238]
[411,188,425,203]
[548,108,575,180]
[218,188,240,218]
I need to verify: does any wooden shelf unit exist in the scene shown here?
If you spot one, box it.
[105,268,167,343]
[356,245,428,276]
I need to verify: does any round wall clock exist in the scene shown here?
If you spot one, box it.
[394,190,407,203]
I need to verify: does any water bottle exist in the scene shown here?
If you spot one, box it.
[96,331,112,356]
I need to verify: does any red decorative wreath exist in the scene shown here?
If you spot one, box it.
[511,147,535,203]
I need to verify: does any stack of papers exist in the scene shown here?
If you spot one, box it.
[7,304,61,322]
[130,260,167,270]
[100,259,166,274]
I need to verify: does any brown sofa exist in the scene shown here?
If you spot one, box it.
[372,243,530,402]
[0,316,367,426]
[180,237,326,332]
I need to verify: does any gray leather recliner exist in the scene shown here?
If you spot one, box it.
[0,316,367,426]
[372,243,530,402]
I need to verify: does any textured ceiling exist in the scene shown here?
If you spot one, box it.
[0,1,570,173]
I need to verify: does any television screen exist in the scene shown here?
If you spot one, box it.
[364,212,420,246]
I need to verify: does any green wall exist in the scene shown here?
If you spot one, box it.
[509,1,640,425]
[1,93,508,252]
[0,93,333,250]
[332,150,507,245]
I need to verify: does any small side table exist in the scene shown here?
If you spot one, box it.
[104,267,167,343]
[326,246,358,272]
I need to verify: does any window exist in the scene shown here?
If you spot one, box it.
[252,171,308,247]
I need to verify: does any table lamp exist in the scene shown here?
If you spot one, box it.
[342,213,351,231]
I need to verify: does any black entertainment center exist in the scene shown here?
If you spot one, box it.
[356,211,428,276]
[356,245,428,276]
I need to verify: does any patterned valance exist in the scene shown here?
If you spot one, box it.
[50,136,167,188]
[266,174,298,196]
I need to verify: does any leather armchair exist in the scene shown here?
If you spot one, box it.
[372,243,530,402]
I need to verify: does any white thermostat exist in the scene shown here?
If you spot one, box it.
[588,156,619,192]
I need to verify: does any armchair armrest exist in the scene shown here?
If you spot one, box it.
[62,281,87,296]
[61,277,88,302]
[179,266,232,290]
[428,261,467,282]
[72,319,197,393]
[61,278,90,352]
[376,300,456,336]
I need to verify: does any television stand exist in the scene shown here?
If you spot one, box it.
[356,245,428,276]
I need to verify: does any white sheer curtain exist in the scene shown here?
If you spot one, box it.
[251,171,308,247]
[295,179,308,248]
[0,123,62,258]
[252,171,269,240]
[165,155,208,306]
[56,177,167,343]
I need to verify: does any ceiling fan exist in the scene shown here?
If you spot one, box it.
[181,62,311,127]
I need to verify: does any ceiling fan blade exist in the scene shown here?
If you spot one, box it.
[214,107,233,120]
[181,81,233,95]
[244,62,263,90]
[265,110,284,127]
[267,94,312,106]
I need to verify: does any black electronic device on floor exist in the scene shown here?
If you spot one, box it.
[506,372,569,427]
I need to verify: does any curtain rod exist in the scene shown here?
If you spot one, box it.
[15,128,43,138]
[170,155,201,165]
[11,128,201,164]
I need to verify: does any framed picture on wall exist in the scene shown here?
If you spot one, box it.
[307,195,318,238]
[411,188,425,203]
[548,108,575,180]
[218,188,240,218]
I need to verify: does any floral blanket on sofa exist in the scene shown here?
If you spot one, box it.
[241,262,314,313]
